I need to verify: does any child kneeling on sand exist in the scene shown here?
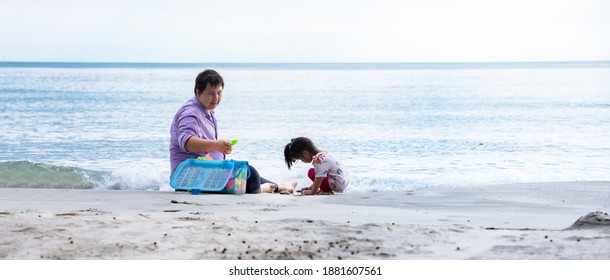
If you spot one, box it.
[283,137,350,195]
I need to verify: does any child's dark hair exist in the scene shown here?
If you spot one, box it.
[284,137,319,169]
[194,69,224,94]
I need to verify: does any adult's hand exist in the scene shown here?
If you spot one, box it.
[217,139,233,154]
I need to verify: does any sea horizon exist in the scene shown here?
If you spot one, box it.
[1,60,610,70]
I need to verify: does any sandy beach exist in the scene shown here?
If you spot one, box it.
[1,181,609,260]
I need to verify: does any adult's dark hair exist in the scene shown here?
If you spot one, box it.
[283,137,319,169]
[194,69,224,94]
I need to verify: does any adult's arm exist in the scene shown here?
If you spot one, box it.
[177,115,232,155]
[185,137,232,155]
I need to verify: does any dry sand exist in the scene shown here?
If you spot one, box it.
[1,181,609,260]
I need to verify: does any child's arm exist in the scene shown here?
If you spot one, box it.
[301,182,313,191]
[302,177,324,195]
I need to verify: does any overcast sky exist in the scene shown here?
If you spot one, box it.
[1,0,609,63]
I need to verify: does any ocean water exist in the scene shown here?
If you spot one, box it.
[1,62,609,192]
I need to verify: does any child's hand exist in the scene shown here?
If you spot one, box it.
[301,189,314,195]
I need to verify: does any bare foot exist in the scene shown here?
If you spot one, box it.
[260,183,277,193]
[277,180,297,194]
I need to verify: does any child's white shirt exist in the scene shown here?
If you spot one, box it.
[312,152,349,192]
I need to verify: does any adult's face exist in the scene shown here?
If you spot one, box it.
[196,83,223,112]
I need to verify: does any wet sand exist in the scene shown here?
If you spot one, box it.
[1,181,609,260]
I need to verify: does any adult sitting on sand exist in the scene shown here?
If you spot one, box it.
[169,69,295,194]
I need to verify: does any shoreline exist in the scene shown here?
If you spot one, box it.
[1,181,609,259]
